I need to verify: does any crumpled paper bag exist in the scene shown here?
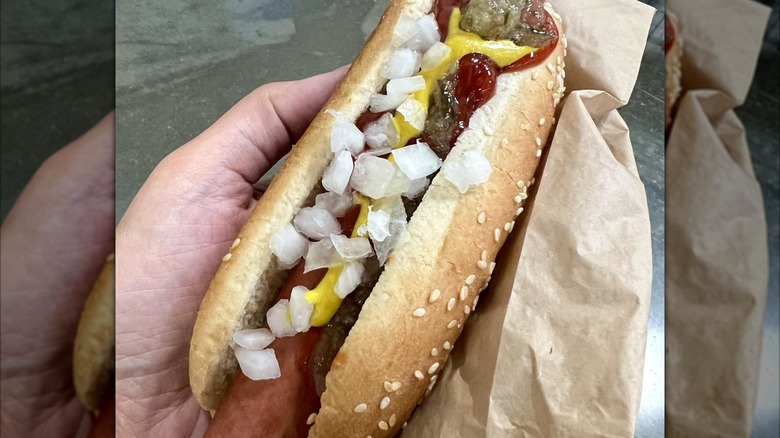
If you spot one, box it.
[402,0,656,436]
[665,0,771,435]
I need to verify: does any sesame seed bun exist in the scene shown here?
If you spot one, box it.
[73,254,115,415]
[188,0,565,435]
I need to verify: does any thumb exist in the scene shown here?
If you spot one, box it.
[186,65,349,184]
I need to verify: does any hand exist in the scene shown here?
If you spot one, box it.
[115,66,347,437]
[0,113,115,437]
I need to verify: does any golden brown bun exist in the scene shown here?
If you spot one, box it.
[665,11,682,128]
[73,253,115,415]
[188,1,565,434]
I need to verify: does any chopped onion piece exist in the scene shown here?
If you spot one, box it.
[364,113,399,150]
[293,207,341,240]
[290,286,313,333]
[392,14,418,46]
[404,177,430,199]
[270,223,308,269]
[396,97,427,131]
[372,196,409,265]
[334,262,365,299]
[233,328,275,351]
[266,299,296,338]
[315,192,353,217]
[234,347,281,381]
[304,239,341,273]
[442,149,493,193]
[381,48,422,79]
[386,76,426,95]
[322,150,353,195]
[350,154,396,199]
[392,142,442,180]
[383,165,412,197]
[326,109,364,156]
[331,234,373,260]
[367,208,391,242]
[369,93,409,113]
[421,42,452,71]
[363,147,393,157]
[404,14,440,52]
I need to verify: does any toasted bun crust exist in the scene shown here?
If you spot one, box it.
[188,1,565,434]
[665,12,682,128]
[73,254,115,414]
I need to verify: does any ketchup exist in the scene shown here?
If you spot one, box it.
[355,110,386,132]
[453,53,499,144]
[664,14,676,54]
[434,0,462,38]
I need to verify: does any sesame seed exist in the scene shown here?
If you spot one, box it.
[447,298,456,311]
[489,262,496,273]
[415,370,424,380]
[380,396,390,410]
[384,381,393,392]
[466,274,476,285]
[460,286,469,301]
[403,422,408,429]
[536,149,542,158]
[547,81,554,90]
[546,63,554,72]
[494,228,501,242]
[514,195,523,203]
[477,260,488,269]
[390,414,397,427]
[509,221,516,232]
[516,180,525,188]
[483,105,492,115]
[429,289,441,303]
[448,319,458,329]
[222,253,232,262]
[504,222,511,231]
[379,421,389,431]
[477,211,486,224]
[557,56,561,64]
[473,296,480,308]
[483,126,494,136]
[431,348,439,356]
[444,341,452,350]
[413,308,426,317]
[428,362,440,374]
[354,403,367,413]
[231,238,241,249]
[535,137,542,147]
[562,35,568,48]
[464,305,471,315]
[530,178,536,185]
[562,69,566,79]
[519,192,528,200]
[430,375,438,384]
[481,250,487,261]
[502,137,509,145]
[516,207,524,216]
[532,71,539,80]
[307,413,317,425]
[539,117,546,126]
[458,322,463,328]
[391,381,402,391]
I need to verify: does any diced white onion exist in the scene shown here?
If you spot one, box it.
[367,208,391,242]
[364,113,400,150]
[350,154,396,199]
[371,196,409,266]
[392,142,442,180]
[321,150,353,195]
[396,97,427,131]
[290,286,313,333]
[234,347,281,381]
[304,239,341,273]
[421,41,452,71]
[331,234,373,261]
[266,299,297,338]
[315,192,353,217]
[381,48,422,79]
[383,165,412,197]
[327,109,364,156]
[386,76,426,95]
[270,223,308,269]
[404,177,430,199]
[363,147,393,157]
[334,262,365,299]
[369,93,409,113]
[293,207,341,240]
[392,14,419,47]
[233,328,275,351]
[442,149,493,193]
[403,14,440,52]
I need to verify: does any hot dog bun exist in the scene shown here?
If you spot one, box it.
[665,11,682,128]
[73,253,115,415]
[189,0,565,434]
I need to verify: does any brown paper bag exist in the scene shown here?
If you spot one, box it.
[403,0,656,436]
[665,0,771,435]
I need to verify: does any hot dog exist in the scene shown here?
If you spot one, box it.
[665,11,682,129]
[190,0,566,436]
[73,254,115,437]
